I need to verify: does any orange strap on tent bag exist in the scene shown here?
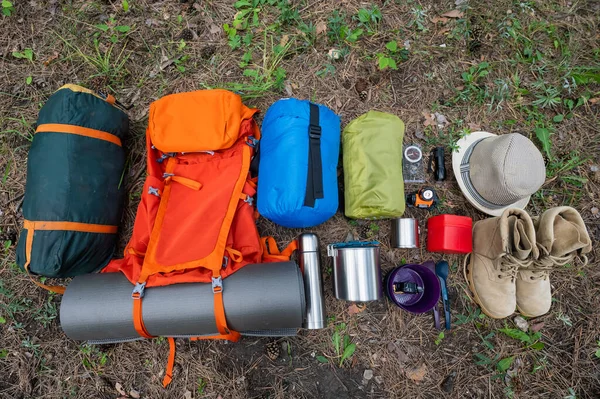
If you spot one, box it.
[22,220,118,295]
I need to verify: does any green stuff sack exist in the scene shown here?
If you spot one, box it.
[16,85,128,278]
[343,111,405,219]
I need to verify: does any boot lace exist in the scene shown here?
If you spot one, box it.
[529,246,589,281]
[497,253,529,281]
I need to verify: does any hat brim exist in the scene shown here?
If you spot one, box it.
[452,131,530,217]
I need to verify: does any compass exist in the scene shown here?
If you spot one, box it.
[404,145,423,163]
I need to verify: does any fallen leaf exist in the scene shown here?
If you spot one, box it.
[387,342,409,363]
[422,111,435,127]
[431,17,449,24]
[504,357,522,385]
[530,322,545,333]
[145,18,161,27]
[327,48,342,60]
[468,122,481,131]
[591,207,599,217]
[589,97,599,104]
[184,390,193,399]
[335,97,342,109]
[284,81,293,97]
[437,27,452,35]
[43,52,59,67]
[434,112,449,128]
[129,389,140,399]
[209,24,221,34]
[316,21,327,35]
[280,34,289,47]
[115,382,128,396]
[405,363,428,383]
[348,303,365,315]
[513,316,529,332]
[149,55,182,78]
[441,9,464,18]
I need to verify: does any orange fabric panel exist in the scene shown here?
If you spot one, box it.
[149,90,258,153]
[36,123,122,146]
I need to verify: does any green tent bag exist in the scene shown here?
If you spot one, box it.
[343,111,405,219]
[16,85,128,278]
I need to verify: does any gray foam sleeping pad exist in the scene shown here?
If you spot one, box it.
[60,262,306,342]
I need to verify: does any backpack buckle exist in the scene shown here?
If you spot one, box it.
[244,196,254,206]
[132,282,146,299]
[157,152,177,163]
[148,186,160,197]
[246,136,258,148]
[309,125,322,139]
[212,276,223,293]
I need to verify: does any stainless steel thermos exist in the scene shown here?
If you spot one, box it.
[327,242,382,302]
[298,233,326,329]
[391,218,419,248]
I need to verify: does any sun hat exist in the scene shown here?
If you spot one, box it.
[452,132,546,216]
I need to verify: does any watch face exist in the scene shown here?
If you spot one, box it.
[404,146,422,163]
[421,189,434,200]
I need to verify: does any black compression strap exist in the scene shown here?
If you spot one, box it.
[304,103,323,207]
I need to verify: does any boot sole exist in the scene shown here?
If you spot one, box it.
[465,254,509,320]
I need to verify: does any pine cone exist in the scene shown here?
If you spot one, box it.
[200,45,216,60]
[265,341,280,360]
[354,78,369,101]
[179,28,194,41]
[468,19,483,54]
[88,76,109,93]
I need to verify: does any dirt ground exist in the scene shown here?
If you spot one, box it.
[1,0,599,398]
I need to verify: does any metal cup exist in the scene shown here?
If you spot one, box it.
[328,242,382,302]
[391,218,419,248]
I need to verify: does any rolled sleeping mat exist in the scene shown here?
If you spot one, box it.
[60,262,306,342]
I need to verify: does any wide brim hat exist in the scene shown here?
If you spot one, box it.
[452,131,546,216]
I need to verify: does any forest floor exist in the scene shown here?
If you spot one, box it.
[0,0,599,398]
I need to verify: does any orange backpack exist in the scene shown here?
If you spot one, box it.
[103,89,296,386]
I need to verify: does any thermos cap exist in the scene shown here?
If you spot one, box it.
[298,233,319,253]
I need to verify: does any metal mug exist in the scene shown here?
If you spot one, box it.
[327,242,382,302]
[391,218,419,248]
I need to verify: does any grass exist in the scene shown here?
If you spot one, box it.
[0,1,598,398]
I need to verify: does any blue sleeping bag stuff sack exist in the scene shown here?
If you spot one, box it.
[257,98,341,228]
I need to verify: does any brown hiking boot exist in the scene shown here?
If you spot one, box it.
[465,208,538,319]
[516,206,592,317]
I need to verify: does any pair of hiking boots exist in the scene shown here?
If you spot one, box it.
[465,206,592,319]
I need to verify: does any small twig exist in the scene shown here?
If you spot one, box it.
[2,192,24,209]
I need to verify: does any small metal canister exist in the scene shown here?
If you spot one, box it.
[391,218,419,249]
[327,242,382,302]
